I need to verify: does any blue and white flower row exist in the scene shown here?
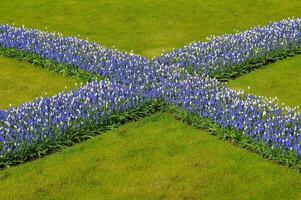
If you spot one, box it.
[0,24,150,83]
[0,18,300,161]
[158,63,301,156]
[0,79,161,157]
[1,18,300,81]
[155,18,301,77]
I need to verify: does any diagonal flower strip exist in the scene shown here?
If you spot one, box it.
[0,18,301,168]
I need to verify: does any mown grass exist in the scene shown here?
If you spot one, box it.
[227,54,301,109]
[0,57,77,109]
[0,0,300,58]
[0,113,300,200]
[0,1,301,198]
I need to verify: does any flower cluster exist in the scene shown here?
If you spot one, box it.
[0,79,161,158]
[0,18,300,164]
[158,63,301,157]
[0,24,150,83]
[155,18,301,78]
[0,26,168,159]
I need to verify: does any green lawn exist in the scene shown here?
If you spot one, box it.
[1,1,301,199]
[227,54,301,109]
[0,113,300,200]
[0,0,300,58]
[0,57,77,109]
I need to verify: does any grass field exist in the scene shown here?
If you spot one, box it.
[227,54,301,109]
[0,57,77,109]
[0,113,300,200]
[1,0,301,199]
[0,0,301,58]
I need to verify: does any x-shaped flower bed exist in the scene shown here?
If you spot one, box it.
[0,18,301,170]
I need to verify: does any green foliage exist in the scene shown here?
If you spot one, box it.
[187,65,195,75]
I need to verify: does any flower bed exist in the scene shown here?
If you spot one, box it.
[0,25,150,83]
[0,18,300,169]
[0,79,163,165]
[158,63,301,166]
[155,18,301,81]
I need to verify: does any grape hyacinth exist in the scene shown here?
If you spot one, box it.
[0,18,300,164]
[155,18,301,78]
